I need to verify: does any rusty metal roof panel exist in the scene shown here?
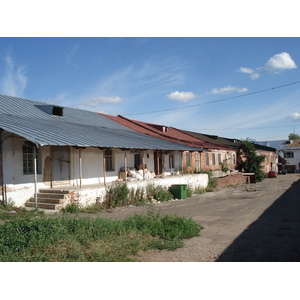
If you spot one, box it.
[0,94,201,151]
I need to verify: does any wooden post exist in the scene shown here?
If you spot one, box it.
[181,152,184,175]
[79,148,82,189]
[157,152,160,176]
[0,129,5,205]
[103,156,106,186]
[142,151,145,180]
[33,146,38,209]
[124,151,127,183]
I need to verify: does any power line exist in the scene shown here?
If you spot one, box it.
[124,80,300,116]
[183,124,300,131]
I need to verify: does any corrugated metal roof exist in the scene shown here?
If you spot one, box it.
[0,94,200,151]
[101,114,208,149]
[278,139,300,150]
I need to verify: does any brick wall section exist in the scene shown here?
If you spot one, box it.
[216,172,246,188]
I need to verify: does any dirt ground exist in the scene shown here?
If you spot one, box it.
[97,173,300,262]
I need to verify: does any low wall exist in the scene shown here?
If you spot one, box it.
[216,172,246,188]
[2,182,49,207]
[73,173,209,207]
[1,174,209,208]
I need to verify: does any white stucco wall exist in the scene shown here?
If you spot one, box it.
[73,173,209,207]
[1,133,50,206]
[278,148,300,172]
[1,133,195,207]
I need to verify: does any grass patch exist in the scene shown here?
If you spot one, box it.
[0,206,45,221]
[0,210,203,262]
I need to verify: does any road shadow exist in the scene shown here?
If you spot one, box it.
[217,178,300,262]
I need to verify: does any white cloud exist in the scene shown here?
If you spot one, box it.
[209,85,248,94]
[238,67,260,80]
[167,91,197,102]
[265,52,297,73]
[0,53,27,97]
[239,67,254,74]
[81,96,122,107]
[239,52,297,80]
[289,112,300,121]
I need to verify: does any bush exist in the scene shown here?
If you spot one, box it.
[61,204,80,214]
[105,183,130,208]
[186,185,194,198]
[146,184,173,202]
[199,170,217,191]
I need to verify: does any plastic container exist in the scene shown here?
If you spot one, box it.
[170,184,187,199]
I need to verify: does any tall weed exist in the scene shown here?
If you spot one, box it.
[146,183,173,202]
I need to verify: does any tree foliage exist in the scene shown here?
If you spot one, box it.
[288,133,300,140]
[239,140,266,181]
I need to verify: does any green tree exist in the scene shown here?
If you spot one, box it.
[288,133,300,140]
[238,140,266,181]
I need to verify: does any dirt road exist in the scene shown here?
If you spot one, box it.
[100,173,300,262]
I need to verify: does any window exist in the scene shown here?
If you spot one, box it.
[186,152,191,168]
[284,152,294,158]
[205,152,209,166]
[212,153,216,166]
[218,153,222,165]
[23,143,41,174]
[104,149,114,171]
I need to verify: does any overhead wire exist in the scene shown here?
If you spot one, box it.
[183,124,300,131]
[124,80,300,116]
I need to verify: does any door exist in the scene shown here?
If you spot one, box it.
[52,146,70,185]
[195,152,201,172]
[154,151,162,175]
[134,152,141,170]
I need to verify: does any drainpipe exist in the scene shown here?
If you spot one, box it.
[33,145,38,209]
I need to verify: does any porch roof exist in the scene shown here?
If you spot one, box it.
[0,94,201,151]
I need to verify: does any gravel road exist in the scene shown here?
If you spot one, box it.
[100,173,300,262]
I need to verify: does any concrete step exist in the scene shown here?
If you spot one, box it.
[25,189,71,210]
[28,197,65,204]
[25,202,64,210]
[39,189,70,194]
[37,193,70,199]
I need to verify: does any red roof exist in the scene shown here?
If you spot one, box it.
[100,114,231,150]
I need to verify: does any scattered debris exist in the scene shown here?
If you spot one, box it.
[245,187,261,192]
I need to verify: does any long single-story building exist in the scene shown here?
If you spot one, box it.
[0,94,205,208]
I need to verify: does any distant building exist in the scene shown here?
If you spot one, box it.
[277,140,300,173]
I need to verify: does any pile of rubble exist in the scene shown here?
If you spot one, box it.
[127,169,155,181]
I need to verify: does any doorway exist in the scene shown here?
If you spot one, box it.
[51,146,70,186]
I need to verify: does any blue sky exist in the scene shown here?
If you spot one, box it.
[1,37,300,141]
